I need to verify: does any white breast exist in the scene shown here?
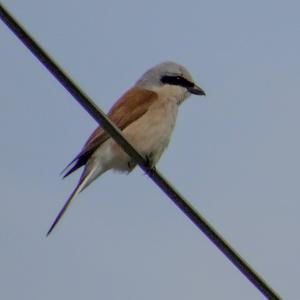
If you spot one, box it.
[123,92,179,165]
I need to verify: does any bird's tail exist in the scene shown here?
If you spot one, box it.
[47,166,97,236]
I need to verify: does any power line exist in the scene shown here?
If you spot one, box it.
[0,3,282,300]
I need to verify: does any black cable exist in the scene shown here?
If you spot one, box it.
[0,3,282,300]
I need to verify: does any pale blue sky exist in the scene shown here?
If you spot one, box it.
[1,1,300,299]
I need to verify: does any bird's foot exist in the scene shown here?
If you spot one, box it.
[144,154,156,175]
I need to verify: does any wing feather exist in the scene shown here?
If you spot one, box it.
[62,88,158,177]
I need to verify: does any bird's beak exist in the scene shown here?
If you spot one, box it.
[188,84,206,96]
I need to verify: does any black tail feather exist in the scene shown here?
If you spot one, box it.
[61,151,92,178]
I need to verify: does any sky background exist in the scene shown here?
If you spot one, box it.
[1,1,300,299]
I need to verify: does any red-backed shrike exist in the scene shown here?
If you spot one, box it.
[47,61,205,235]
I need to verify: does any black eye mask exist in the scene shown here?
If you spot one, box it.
[160,75,195,89]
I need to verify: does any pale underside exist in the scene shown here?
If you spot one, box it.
[64,85,183,190]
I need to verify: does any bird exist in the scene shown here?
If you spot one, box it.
[47,61,206,235]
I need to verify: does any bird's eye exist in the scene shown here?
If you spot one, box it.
[161,75,194,88]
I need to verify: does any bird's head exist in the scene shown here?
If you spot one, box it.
[135,61,205,103]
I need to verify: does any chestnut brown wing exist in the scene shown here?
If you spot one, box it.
[62,88,158,177]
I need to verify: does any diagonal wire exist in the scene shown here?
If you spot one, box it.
[0,3,282,300]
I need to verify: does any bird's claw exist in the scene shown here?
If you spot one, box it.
[144,155,156,174]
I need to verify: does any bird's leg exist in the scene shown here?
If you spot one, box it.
[144,153,156,174]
